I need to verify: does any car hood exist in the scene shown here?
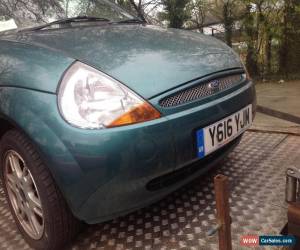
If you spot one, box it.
[3,25,243,98]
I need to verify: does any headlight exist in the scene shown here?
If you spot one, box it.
[58,62,161,129]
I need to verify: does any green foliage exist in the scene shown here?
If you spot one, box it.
[278,0,300,76]
[240,1,259,77]
[114,0,135,15]
[185,0,212,31]
[241,0,300,79]
[161,0,190,28]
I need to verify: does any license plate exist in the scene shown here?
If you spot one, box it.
[196,104,252,158]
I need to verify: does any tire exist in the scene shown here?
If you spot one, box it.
[0,130,80,250]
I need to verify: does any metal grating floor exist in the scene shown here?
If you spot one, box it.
[0,131,299,250]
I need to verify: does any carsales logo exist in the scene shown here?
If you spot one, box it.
[240,235,259,247]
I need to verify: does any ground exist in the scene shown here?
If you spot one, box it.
[253,80,300,135]
[0,131,298,249]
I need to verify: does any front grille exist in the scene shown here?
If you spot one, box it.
[159,74,245,108]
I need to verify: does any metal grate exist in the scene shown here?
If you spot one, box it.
[159,74,245,108]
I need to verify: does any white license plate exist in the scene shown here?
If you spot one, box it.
[196,104,252,158]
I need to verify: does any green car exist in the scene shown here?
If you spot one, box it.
[0,0,256,249]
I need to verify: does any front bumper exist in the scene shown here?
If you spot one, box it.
[80,136,241,223]
[0,80,256,224]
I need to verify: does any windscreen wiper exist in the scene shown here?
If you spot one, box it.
[115,18,147,24]
[23,16,111,31]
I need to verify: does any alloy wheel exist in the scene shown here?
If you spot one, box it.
[4,150,44,240]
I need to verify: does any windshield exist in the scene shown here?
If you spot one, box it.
[0,0,135,32]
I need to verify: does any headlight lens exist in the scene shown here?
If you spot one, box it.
[58,62,161,129]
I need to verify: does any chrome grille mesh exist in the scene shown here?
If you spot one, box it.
[159,74,245,108]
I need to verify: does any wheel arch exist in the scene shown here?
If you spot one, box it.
[0,110,84,219]
[0,114,36,142]
[0,117,14,140]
